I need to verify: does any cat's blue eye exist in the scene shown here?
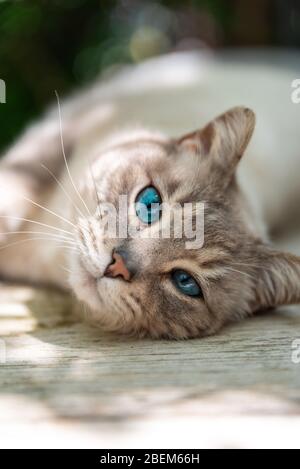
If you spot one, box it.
[135,186,162,224]
[171,270,202,298]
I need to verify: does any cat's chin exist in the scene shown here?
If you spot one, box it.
[69,257,138,333]
[68,255,103,313]
[68,254,122,320]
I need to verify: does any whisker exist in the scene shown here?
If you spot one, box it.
[0,236,79,252]
[87,157,101,211]
[231,261,262,269]
[59,264,72,274]
[41,163,85,219]
[55,91,91,216]
[0,230,74,243]
[230,261,283,282]
[0,215,73,236]
[55,245,80,252]
[231,261,274,274]
[19,194,76,229]
[225,266,256,281]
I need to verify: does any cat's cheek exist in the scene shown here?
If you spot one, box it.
[72,277,101,312]
[67,255,102,312]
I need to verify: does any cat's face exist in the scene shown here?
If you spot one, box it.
[68,107,298,338]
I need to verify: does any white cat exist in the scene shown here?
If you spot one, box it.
[0,50,299,338]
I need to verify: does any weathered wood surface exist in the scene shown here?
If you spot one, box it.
[0,232,300,448]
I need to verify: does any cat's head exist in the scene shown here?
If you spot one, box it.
[68,107,300,338]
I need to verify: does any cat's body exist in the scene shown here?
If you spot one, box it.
[1,50,300,338]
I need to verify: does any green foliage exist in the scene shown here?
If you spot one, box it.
[0,0,290,152]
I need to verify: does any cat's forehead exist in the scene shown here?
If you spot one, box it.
[103,137,198,180]
[94,137,170,179]
[94,132,244,216]
[100,133,170,159]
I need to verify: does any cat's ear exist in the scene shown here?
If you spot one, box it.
[252,247,300,312]
[178,107,255,179]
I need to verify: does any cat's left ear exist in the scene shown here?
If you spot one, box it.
[177,107,256,180]
[251,247,300,312]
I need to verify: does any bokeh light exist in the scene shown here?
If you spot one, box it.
[0,0,299,152]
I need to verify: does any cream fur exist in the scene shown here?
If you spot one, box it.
[0,50,300,339]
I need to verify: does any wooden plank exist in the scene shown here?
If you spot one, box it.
[0,231,300,448]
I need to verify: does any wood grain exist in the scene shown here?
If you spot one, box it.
[0,232,299,448]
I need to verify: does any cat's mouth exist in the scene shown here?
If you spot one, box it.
[72,248,128,312]
[70,259,104,312]
[73,256,101,293]
[80,264,98,292]
[79,256,120,292]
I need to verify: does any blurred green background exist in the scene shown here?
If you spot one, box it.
[0,0,299,153]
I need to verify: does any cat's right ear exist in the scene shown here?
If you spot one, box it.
[177,107,256,182]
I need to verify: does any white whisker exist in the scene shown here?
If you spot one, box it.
[87,157,101,209]
[55,90,91,216]
[20,194,76,229]
[55,245,80,253]
[0,236,79,252]
[0,230,74,243]
[231,261,283,282]
[226,266,256,281]
[59,264,72,274]
[41,163,85,219]
[0,215,73,236]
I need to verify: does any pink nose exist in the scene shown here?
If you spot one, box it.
[104,252,132,282]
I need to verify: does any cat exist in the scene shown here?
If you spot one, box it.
[0,49,300,339]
